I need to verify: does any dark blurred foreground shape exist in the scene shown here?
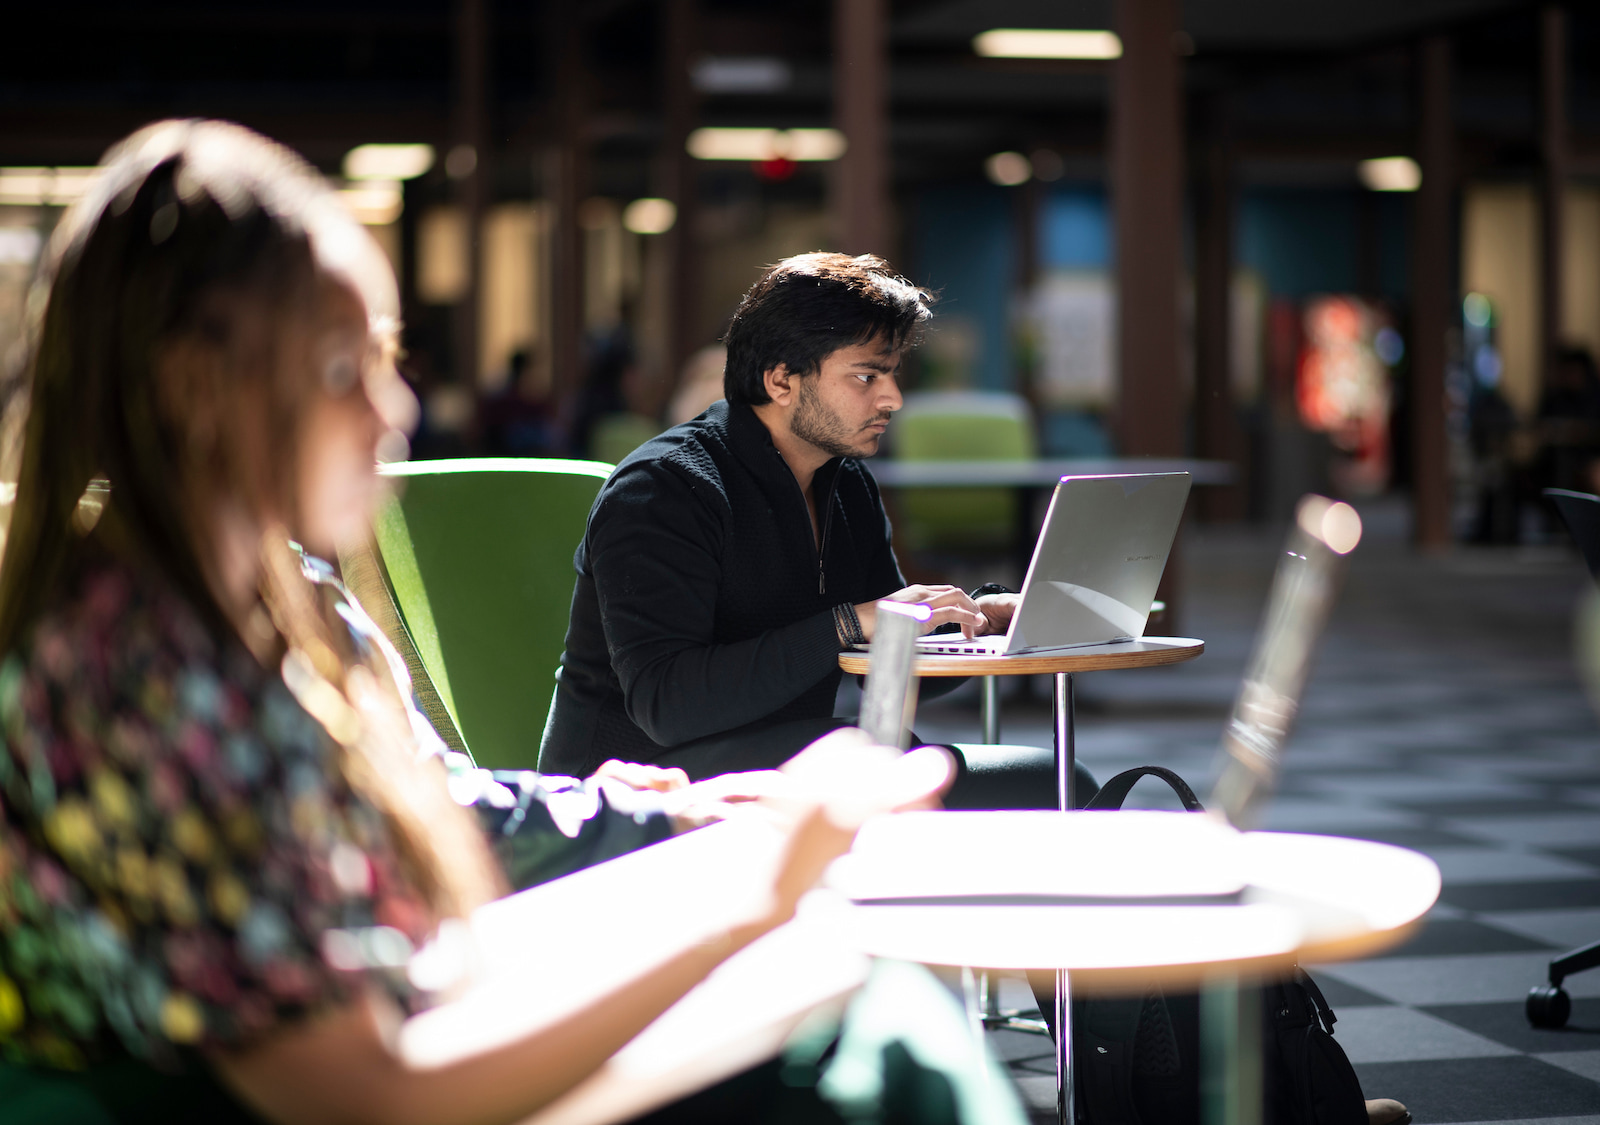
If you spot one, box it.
[1,0,1598,557]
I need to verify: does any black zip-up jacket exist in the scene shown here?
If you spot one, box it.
[538,399,904,775]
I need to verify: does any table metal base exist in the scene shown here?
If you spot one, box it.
[972,671,1079,1125]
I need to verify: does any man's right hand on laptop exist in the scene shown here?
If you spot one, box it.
[857,585,986,641]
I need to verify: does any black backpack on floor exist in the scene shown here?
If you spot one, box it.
[1070,766,1368,1125]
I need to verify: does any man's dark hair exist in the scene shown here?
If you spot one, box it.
[722,252,934,405]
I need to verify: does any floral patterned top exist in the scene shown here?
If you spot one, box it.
[0,551,671,1073]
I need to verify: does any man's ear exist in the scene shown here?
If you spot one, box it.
[763,363,797,407]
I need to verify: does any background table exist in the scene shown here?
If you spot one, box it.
[840,637,1206,810]
[865,458,1235,489]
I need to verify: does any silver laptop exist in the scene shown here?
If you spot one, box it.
[914,472,1191,655]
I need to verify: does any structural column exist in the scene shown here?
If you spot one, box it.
[452,0,489,385]
[832,0,891,256]
[660,0,701,400]
[1540,4,1569,391]
[1194,93,1244,521]
[1410,35,1454,550]
[1111,0,1185,459]
[547,5,587,404]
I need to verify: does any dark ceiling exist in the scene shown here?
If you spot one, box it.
[1,0,1592,192]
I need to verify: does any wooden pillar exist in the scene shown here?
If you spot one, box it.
[1111,0,1184,458]
[660,0,701,402]
[1410,35,1454,549]
[451,0,488,385]
[1195,94,1244,521]
[832,0,890,256]
[1540,4,1569,391]
[547,5,587,406]
[1015,177,1043,407]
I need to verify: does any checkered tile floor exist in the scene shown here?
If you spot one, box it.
[913,501,1600,1123]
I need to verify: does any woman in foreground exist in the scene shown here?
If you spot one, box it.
[0,119,951,1124]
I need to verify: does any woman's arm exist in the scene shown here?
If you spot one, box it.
[215,738,953,1125]
[213,859,789,1125]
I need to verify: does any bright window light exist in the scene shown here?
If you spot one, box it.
[985,152,1032,187]
[973,29,1122,60]
[686,128,847,162]
[343,144,435,182]
[0,167,99,206]
[1358,157,1421,192]
[0,227,41,264]
[339,182,403,226]
[622,198,677,235]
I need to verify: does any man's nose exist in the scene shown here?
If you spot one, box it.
[880,378,903,412]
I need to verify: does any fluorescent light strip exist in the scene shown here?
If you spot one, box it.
[1358,157,1421,192]
[973,29,1122,60]
[344,144,435,182]
[0,167,100,206]
[686,128,847,162]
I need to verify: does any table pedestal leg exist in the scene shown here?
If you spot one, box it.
[1055,672,1076,811]
[1056,968,1075,1125]
[1201,974,1262,1125]
[1054,672,1077,1125]
[981,674,1001,744]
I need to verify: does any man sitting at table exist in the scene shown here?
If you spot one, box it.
[539,252,1090,801]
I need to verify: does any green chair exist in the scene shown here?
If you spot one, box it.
[356,458,612,770]
[588,413,661,466]
[891,391,1036,552]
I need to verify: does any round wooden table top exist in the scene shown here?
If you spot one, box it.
[837,635,1205,677]
[810,811,1442,994]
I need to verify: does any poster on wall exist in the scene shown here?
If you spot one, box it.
[1296,295,1396,495]
[1026,271,1115,409]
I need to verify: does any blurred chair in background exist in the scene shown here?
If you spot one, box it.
[588,412,662,466]
[1526,488,1600,1028]
[352,458,612,771]
[891,390,1037,555]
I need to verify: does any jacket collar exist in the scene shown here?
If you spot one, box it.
[724,399,848,494]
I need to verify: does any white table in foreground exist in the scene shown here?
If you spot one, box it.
[818,811,1443,1125]
[822,812,1443,989]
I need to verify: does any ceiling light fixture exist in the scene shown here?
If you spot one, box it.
[985,152,1032,187]
[973,29,1122,60]
[622,198,677,235]
[686,128,847,162]
[0,167,99,206]
[1358,157,1421,192]
[339,183,403,226]
[343,144,435,182]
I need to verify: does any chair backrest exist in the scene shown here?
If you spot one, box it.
[1547,488,1600,579]
[370,458,612,769]
[892,391,1037,462]
[890,392,1036,551]
[588,412,661,465]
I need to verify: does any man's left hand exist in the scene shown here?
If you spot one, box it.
[973,593,1020,636]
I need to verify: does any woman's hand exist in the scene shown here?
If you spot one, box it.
[589,759,691,793]
[658,770,789,831]
[751,728,954,928]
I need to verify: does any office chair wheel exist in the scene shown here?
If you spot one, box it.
[1526,984,1571,1029]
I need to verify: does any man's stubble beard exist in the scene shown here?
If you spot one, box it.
[790,377,885,459]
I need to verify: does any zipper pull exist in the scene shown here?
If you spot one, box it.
[818,565,826,595]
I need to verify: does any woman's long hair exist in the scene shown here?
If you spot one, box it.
[1,120,500,920]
